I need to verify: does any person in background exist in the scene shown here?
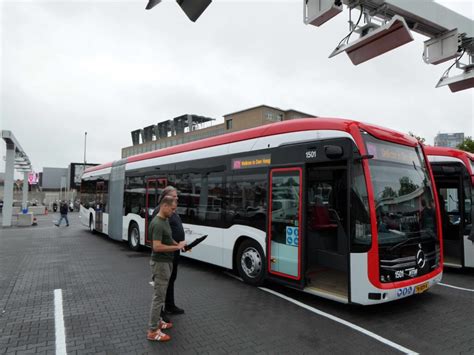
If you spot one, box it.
[147,196,186,342]
[56,201,69,227]
[157,186,186,317]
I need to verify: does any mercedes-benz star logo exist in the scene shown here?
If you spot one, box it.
[416,249,426,269]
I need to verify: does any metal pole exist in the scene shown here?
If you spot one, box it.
[84,131,87,165]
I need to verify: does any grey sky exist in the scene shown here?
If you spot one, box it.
[1,0,473,175]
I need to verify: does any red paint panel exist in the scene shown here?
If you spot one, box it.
[425,145,474,176]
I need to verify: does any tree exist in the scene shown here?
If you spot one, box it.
[408,131,426,144]
[399,176,419,196]
[381,186,397,199]
[457,137,474,153]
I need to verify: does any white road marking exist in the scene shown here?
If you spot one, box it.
[259,287,418,355]
[439,282,474,292]
[54,289,67,355]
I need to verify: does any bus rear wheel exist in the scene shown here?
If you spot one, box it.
[236,240,266,286]
[128,222,141,251]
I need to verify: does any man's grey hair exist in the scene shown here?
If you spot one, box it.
[158,185,177,205]
[159,195,176,207]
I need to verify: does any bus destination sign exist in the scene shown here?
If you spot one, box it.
[367,142,420,165]
[232,154,271,170]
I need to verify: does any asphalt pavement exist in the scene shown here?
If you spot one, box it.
[0,213,473,354]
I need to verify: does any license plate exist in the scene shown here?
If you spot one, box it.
[415,282,429,294]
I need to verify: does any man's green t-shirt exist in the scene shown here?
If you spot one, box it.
[149,215,174,262]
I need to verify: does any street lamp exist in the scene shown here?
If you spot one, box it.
[84,131,87,165]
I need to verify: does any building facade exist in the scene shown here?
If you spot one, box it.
[434,132,465,148]
[122,105,315,158]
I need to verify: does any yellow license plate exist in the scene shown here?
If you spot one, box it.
[415,282,429,294]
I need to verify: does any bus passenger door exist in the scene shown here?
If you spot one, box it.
[95,181,105,233]
[267,167,305,288]
[305,163,349,301]
[145,178,168,246]
[436,177,464,267]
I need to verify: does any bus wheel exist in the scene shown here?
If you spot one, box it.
[236,240,265,286]
[128,222,141,251]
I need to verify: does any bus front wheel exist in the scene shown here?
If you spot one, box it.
[236,240,266,286]
[128,222,141,251]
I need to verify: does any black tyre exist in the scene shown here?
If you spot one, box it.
[236,239,266,286]
[128,222,141,251]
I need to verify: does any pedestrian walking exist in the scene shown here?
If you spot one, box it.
[147,196,186,342]
[55,201,69,227]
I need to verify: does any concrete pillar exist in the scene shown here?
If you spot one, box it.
[3,144,15,227]
[22,171,29,211]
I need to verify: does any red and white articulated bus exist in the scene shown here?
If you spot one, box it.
[425,146,474,268]
[80,118,442,305]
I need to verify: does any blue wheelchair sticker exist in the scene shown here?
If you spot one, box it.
[286,227,299,246]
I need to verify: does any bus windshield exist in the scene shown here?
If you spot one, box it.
[363,133,440,282]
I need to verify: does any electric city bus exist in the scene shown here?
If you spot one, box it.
[425,146,474,268]
[80,118,443,305]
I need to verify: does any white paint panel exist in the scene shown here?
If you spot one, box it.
[181,224,223,266]
[463,235,474,268]
[172,223,266,269]
[249,130,354,151]
[82,167,112,179]
[126,130,354,172]
[127,144,228,172]
[102,213,109,235]
[428,155,466,166]
[222,225,266,269]
[350,253,443,305]
[122,213,145,242]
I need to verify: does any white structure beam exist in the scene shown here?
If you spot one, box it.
[2,130,32,227]
[344,0,473,38]
[3,144,15,227]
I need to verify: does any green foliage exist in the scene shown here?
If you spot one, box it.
[381,186,397,199]
[457,137,474,153]
[398,176,419,196]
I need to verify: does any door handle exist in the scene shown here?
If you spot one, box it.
[270,257,277,264]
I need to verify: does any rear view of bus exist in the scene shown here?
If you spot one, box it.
[351,131,443,304]
[425,146,474,268]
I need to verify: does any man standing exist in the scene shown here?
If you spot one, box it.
[56,201,69,227]
[158,186,186,316]
[147,196,186,342]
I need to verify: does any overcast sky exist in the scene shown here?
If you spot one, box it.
[1,0,473,176]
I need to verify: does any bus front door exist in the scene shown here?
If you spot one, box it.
[95,181,105,233]
[436,177,465,267]
[267,167,305,288]
[145,178,168,246]
[305,162,349,302]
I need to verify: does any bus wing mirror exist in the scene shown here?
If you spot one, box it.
[325,145,344,159]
